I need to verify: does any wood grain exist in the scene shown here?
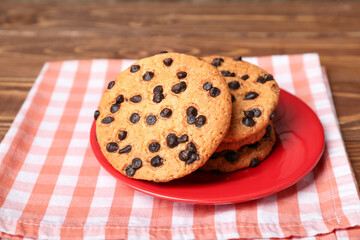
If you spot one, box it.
[0,1,359,185]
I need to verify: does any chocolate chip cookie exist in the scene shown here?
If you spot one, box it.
[201,123,276,173]
[215,125,267,152]
[202,56,280,142]
[95,53,232,182]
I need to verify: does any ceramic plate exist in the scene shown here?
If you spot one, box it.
[90,89,324,204]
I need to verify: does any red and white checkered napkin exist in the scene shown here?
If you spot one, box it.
[0,54,360,240]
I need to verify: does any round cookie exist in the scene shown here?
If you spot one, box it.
[201,123,276,173]
[215,124,267,152]
[95,53,232,182]
[202,56,280,142]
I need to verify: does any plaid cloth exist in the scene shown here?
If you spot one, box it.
[0,54,360,240]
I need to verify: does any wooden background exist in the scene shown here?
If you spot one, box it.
[0,1,359,185]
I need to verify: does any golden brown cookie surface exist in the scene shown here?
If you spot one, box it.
[215,125,267,152]
[202,56,280,142]
[95,53,232,182]
[201,123,276,173]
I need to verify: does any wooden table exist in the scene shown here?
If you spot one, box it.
[1,1,359,185]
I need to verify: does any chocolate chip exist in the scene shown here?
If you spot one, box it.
[241,75,249,80]
[159,50,168,54]
[242,117,256,127]
[203,82,212,91]
[186,106,198,117]
[151,155,163,167]
[195,115,206,127]
[187,115,196,125]
[130,95,142,103]
[178,134,188,143]
[210,87,221,97]
[252,108,261,117]
[244,92,259,100]
[153,85,163,94]
[166,133,178,148]
[210,152,221,159]
[221,70,235,77]
[94,110,100,120]
[146,115,157,125]
[106,142,119,152]
[130,65,140,73]
[264,124,272,138]
[249,158,260,168]
[187,142,197,152]
[235,56,242,61]
[118,145,132,154]
[221,70,230,76]
[132,158,142,169]
[211,58,224,67]
[171,82,187,94]
[163,58,173,67]
[153,93,165,103]
[244,110,254,118]
[130,113,140,123]
[270,111,276,120]
[101,116,114,124]
[179,142,198,163]
[186,153,199,164]
[118,130,127,140]
[177,71,187,79]
[116,94,124,104]
[231,94,235,102]
[225,151,238,162]
[257,74,274,84]
[110,103,120,113]
[257,76,266,83]
[228,81,240,90]
[171,83,182,94]
[179,149,191,161]
[247,142,259,149]
[125,165,135,176]
[180,82,187,91]
[143,71,154,81]
[107,81,115,89]
[159,108,172,119]
[148,142,160,153]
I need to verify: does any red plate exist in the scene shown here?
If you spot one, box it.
[90,89,324,204]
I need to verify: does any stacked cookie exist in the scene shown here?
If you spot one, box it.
[200,56,279,172]
[94,53,279,182]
